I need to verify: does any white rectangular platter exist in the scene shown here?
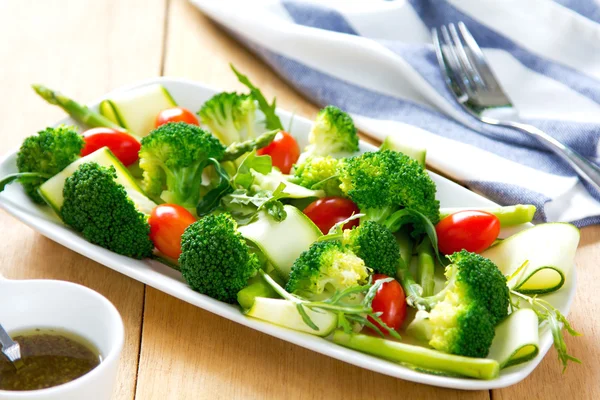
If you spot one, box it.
[0,78,575,390]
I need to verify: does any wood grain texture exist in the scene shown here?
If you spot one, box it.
[0,0,166,398]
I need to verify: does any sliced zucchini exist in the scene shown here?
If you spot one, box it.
[246,297,337,336]
[99,84,177,137]
[38,147,156,215]
[238,205,321,279]
[487,308,539,369]
[380,135,426,166]
[481,223,579,294]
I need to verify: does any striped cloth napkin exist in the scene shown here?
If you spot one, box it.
[190,0,600,226]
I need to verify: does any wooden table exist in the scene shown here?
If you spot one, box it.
[1,1,598,398]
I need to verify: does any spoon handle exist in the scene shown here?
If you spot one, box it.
[0,323,23,368]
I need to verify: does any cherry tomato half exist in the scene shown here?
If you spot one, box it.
[155,107,199,128]
[149,204,197,259]
[81,127,141,166]
[303,197,360,234]
[435,210,500,255]
[257,131,300,174]
[368,274,407,333]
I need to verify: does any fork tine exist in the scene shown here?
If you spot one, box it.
[448,23,486,90]
[432,27,469,104]
[457,22,501,90]
[439,25,475,100]
[431,29,454,88]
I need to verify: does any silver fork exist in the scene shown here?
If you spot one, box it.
[432,21,600,193]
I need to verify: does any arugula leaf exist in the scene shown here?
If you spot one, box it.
[385,208,445,265]
[231,64,284,131]
[233,150,273,189]
[222,183,288,224]
[196,158,234,216]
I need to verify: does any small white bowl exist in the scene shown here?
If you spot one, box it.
[0,276,124,400]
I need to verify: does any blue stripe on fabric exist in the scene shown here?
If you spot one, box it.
[239,39,580,177]
[280,1,600,159]
[281,1,358,35]
[554,0,600,24]
[406,0,600,106]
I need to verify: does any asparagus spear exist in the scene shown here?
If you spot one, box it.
[222,130,279,161]
[32,84,122,130]
[439,205,536,227]
[416,237,436,297]
[332,331,500,380]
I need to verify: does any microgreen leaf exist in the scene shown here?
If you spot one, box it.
[511,290,581,371]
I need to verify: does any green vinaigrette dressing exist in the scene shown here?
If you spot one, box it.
[0,328,101,391]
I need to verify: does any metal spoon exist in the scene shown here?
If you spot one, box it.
[0,322,24,370]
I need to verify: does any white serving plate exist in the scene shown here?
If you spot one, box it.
[0,78,575,390]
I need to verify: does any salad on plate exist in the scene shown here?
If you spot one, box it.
[0,65,581,381]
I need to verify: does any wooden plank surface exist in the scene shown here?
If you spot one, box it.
[1,0,598,399]
[0,0,166,398]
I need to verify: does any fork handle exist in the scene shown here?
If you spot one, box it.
[503,121,600,193]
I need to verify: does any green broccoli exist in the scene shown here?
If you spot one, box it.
[291,156,343,196]
[15,125,84,203]
[61,162,153,259]
[405,250,510,358]
[179,213,260,303]
[139,122,226,208]
[197,92,257,145]
[338,150,440,228]
[303,106,359,158]
[342,221,400,277]
[286,240,370,301]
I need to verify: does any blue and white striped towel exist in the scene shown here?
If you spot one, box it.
[191,0,600,227]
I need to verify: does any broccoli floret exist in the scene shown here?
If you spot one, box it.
[61,162,153,259]
[304,106,359,157]
[338,150,440,228]
[16,125,84,203]
[286,241,370,301]
[197,92,257,145]
[406,250,510,358]
[342,221,399,277]
[292,156,343,196]
[179,213,260,303]
[139,122,226,208]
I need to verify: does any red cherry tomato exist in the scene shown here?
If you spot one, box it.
[155,107,199,128]
[303,197,360,234]
[368,274,407,333]
[435,210,500,255]
[149,204,197,259]
[81,127,141,166]
[257,131,300,174]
